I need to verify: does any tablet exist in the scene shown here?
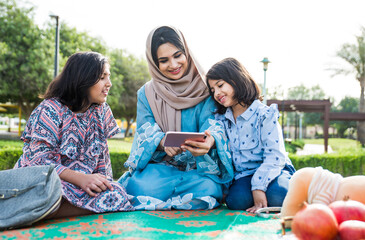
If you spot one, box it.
[163,131,207,147]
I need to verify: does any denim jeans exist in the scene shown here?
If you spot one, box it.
[225,166,294,210]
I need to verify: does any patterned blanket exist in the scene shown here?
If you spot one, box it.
[0,206,296,239]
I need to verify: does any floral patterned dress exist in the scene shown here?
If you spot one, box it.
[118,85,234,210]
[15,98,133,213]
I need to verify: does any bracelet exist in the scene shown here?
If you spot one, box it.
[256,207,281,218]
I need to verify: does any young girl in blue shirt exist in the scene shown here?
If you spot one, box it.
[206,57,296,212]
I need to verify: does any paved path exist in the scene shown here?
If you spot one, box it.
[296,143,333,155]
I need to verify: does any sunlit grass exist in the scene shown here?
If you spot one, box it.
[107,137,133,153]
[0,137,134,153]
[303,138,364,153]
[1,137,363,155]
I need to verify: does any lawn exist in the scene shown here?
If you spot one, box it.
[0,137,363,154]
[107,137,134,153]
[303,138,364,153]
[0,137,134,152]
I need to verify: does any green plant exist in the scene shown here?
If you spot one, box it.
[290,152,365,177]
[285,140,304,154]
[2,139,365,178]
[0,149,22,170]
[110,152,129,179]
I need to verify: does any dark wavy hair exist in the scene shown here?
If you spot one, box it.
[206,57,262,114]
[42,52,108,112]
[151,26,185,67]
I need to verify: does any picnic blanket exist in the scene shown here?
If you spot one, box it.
[0,206,296,239]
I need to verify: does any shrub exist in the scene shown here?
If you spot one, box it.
[110,152,129,179]
[290,153,365,177]
[0,148,130,179]
[1,140,365,178]
[0,149,22,170]
[285,140,305,154]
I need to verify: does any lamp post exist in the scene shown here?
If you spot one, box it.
[260,57,270,105]
[49,14,59,78]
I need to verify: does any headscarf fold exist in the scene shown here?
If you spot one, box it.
[145,26,209,132]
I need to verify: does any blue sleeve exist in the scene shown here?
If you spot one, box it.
[195,97,234,184]
[124,85,165,171]
[251,104,288,191]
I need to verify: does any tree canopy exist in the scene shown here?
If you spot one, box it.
[0,0,149,124]
[108,49,149,136]
[0,0,53,117]
[334,27,365,144]
[332,96,359,138]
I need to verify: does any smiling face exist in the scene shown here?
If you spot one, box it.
[208,79,238,108]
[156,42,188,80]
[88,64,111,105]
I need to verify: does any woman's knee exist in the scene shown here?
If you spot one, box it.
[202,178,223,198]
[180,176,223,200]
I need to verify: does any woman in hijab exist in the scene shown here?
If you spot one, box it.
[118,26,233,210]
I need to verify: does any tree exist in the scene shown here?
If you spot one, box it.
[332,96,359,138]
[108,49,150,136]
[287,84,327,126]
[0,0,54,118]
[55,23,107,61]
[333,27,365,145]
[0,0,110,119]
[286,84,327,138]
[267,84,285,100]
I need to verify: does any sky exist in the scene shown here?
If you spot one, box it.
[25,0,365,104]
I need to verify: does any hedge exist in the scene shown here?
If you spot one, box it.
[1,149,364,178]
[289,153,365,177]
[0,149,130,180]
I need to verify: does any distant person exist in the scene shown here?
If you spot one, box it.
[206,57,295,212]
[14,52,133,218]
[118,26,234,210]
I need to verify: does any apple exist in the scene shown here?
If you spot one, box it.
[291,202,338,240]
[339,220,365,240]
[328,197,365,225]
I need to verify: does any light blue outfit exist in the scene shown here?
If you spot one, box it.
[118,85,234,210]
[216,100,295,210]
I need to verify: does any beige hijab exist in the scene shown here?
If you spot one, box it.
[145,26,209,132]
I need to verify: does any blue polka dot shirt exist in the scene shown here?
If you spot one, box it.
[216,100,294,192]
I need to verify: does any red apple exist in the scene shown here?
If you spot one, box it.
[339,220,365,240]
[328,197,365,225]
[292,202,338,240]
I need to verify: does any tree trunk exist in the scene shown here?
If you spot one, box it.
[124,118,132,137]
[357,77,365,146]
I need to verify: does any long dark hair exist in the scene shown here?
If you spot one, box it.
[206,57,262,114]
[42,52,108,112]
[151,26,185,67]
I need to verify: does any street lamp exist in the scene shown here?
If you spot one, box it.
[260,57,270,105]
[49,14,60,78]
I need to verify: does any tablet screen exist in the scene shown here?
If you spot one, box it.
[163,131,206,147]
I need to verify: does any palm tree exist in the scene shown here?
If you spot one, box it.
[333,27,365,145]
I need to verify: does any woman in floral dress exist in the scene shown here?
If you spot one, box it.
[15,52,133,218]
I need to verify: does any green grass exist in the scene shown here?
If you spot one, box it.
[0,137,134,152]
[0,139,23,149]
[1,137,363,154]
[1,136,364,158]
[303,138,364,153]
[107,137,133,153]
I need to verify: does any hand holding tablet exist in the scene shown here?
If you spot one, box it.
[163,131,207,147]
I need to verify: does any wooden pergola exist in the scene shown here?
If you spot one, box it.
[267,99,365,153]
